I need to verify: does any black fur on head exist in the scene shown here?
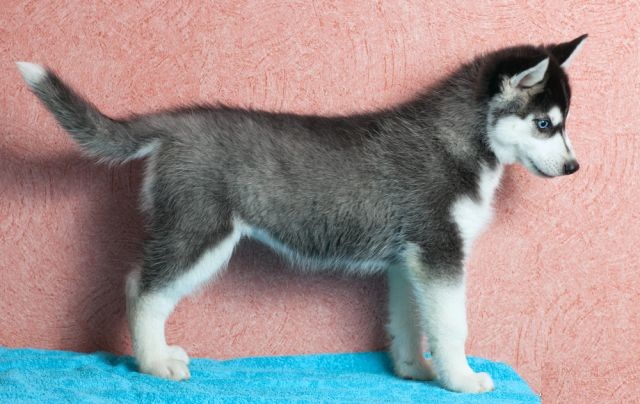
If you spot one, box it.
[477,34,588,114]
[547,34,589,66]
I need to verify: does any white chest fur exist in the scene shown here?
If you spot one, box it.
[450,165,504,258]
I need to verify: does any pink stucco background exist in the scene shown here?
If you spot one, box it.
[1,1,639,402]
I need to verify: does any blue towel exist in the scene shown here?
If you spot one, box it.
[0,347,539,403]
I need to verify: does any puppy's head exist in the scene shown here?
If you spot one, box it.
[484,35,587,178]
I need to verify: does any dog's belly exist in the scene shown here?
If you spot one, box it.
[236,219,391,275]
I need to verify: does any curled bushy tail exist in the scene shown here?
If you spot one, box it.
[17,62,162,162]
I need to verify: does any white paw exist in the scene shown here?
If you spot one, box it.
[167,345,190,364]
[140,357,190,381]
[441,371,494,393]
[395,357,436,381]
[139,346,191,381]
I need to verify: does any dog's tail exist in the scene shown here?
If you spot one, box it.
[17,62,164,163]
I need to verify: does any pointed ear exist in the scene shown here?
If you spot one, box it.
[549,34,588,69]
[509,58,549,88]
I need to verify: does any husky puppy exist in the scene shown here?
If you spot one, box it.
[17,34,586,393]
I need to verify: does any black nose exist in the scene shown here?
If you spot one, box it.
[563,160,580,175]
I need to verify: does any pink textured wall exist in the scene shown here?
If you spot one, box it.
[1,1,639,401]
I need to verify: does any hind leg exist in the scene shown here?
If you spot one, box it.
[126,221,242,380]
[387,265,436,381]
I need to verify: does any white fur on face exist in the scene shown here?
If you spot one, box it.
[487,106,577,177]
[548,106,563,126]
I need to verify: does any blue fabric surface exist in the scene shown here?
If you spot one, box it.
[0,347,539,403]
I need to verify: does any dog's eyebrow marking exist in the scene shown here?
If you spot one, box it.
[548,106,563,126]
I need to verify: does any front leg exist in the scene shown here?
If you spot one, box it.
[405,247,494,393]
[386,266,436,381]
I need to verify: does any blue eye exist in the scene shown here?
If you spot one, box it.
[536,119,551,129]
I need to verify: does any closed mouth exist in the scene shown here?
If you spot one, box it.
[527,159,554,178]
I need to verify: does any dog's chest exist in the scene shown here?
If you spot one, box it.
[450,165,504,256]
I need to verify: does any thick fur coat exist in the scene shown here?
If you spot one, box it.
[17,34,586,393]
